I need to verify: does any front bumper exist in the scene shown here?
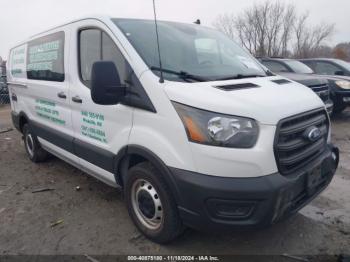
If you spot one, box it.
[169,144,339,231]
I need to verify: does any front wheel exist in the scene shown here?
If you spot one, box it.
[124,162,185,244]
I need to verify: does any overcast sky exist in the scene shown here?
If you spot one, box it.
[1,0,349,60]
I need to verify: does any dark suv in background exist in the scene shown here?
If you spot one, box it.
[299,58,350,114]
[258,58,333,114]
[0,63,7,93]
[300,58,350,77]
[0,63,9,105]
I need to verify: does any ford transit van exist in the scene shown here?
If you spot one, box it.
[7,16,339,243]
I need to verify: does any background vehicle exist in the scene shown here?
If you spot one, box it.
[299,58,350,114]
[0,62,9,105]
[300,58,350,77]
[7,16,339,243]
[258,58,333,114]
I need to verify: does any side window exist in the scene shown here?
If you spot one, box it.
[27,31,65,82]
[79,28,128,87]
[80,29,101,82]
[102,32,127,82]
[10,44,26,79]
[314,62,342,75]
[262,61,289,73]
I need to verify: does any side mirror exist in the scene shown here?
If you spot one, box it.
[335,70,345,76]
[91,61,125,105]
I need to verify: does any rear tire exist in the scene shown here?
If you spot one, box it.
[23,123,49,163]
[124,162,185,244]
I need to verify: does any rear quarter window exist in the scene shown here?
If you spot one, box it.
[27,31,65,82]
[10,44,27,79]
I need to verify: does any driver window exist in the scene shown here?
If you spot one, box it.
[102,32,127,82]
[79,28,128,87]
[80,29,100,83]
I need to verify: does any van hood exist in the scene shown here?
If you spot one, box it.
[164,76,324,125]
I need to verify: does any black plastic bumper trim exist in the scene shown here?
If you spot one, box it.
[168,144,339,231]
[31,120,74,154]
[30,119,115,174]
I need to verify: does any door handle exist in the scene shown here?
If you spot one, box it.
[57,92,67,99]
[72,96,83,103]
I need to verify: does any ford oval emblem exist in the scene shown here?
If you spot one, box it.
[306,127,322,142]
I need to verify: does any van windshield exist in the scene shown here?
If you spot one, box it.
[113,19,267,82]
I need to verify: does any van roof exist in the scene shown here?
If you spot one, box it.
[9,16,210,53]
[10,15,112,50]
[30,15,112,39]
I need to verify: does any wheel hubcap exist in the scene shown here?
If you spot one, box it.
[131,179,163,230]
[26,133,34,158]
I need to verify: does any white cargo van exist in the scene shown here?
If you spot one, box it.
[7,16,339,243]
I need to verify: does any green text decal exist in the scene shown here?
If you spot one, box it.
[81,111,107,143]
[27,40,60,71]
[35,99,65,125]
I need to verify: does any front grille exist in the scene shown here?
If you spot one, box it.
[274,109,329,176]
[308,84,330,103]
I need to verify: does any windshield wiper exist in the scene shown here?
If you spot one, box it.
[215,74,266,81]
[150,67,209,82]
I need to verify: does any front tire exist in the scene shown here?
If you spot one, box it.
[23,123,49,163]
[124,162,185,244]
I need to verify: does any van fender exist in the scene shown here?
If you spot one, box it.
[114,145,183,205]
[12,111,30,133]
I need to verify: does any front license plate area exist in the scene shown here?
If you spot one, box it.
[307,165,323,194]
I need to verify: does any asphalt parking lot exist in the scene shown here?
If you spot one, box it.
[0,104,349,256]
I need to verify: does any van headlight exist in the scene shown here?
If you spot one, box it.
[335,80,350,90]
[172,102,259,148]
